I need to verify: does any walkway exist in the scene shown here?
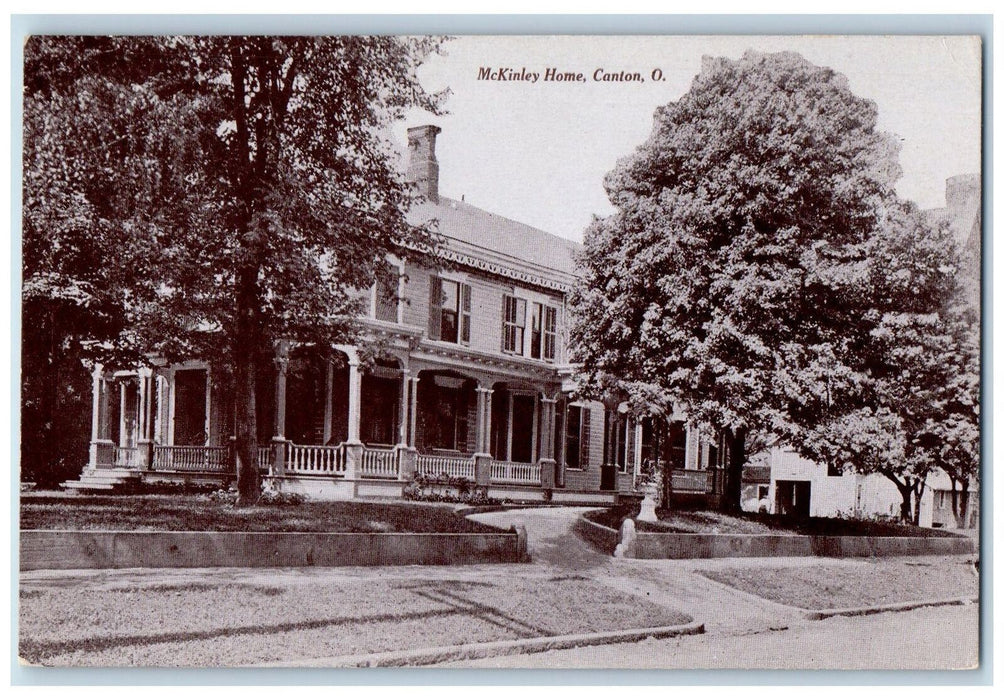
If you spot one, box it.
[469,507,810,635]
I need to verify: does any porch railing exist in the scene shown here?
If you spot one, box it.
[359,446,399,479]
[257,446,273,473]
[285,442,346,476]
[416,454,476,480]
[152,445,229,472]
[490,460,541,485]
[671,468,722,493]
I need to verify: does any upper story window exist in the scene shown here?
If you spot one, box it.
[544,306,558,361]
[508,297,559,361]
[503,295,527,354]
[429,275,471,344]
[373,261,400,323]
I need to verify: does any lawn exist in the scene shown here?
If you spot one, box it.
[699,557,979,610]
[20,494,499,534]
[19,571,691,666]
[585,505,962,538]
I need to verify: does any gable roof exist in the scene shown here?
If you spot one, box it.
[409,196,582,280]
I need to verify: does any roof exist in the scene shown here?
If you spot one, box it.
[409,195,581,278]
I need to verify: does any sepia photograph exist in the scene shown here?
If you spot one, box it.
[16,28,983,674]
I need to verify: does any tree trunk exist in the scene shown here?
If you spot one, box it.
[896,480,912,524]
[233,268,261,505]
[911,478,926,526]
[720,427,746,513]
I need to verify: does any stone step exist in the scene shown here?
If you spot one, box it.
[60,480,117,492]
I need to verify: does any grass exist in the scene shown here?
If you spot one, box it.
[19,572,691,666]
[699,557,979,610]
[585,505,963,538]
[20,494,500,534]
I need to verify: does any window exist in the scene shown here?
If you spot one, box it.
[503,295,527,354]
[616,415,628,473]
[668,421,687,470]
[529,303,543,359]
[543,306,558,361]
[565,405,582,469]
[374,262,399,323]
[429,276,471,344]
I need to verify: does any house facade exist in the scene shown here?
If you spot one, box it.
[750,447,978,529]
[76,125,729,504]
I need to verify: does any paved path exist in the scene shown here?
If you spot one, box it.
[471,507,817,636]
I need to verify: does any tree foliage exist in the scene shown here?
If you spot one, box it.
[570,50,978,517]
[23,36,446,498]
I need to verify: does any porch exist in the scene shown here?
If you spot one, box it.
[83,344,600,496]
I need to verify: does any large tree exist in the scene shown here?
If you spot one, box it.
[569,51,917,512]
[24,36,445,502]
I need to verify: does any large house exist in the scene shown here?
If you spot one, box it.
[69,124,724,504]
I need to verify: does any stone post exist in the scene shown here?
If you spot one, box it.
[271,340,290,477]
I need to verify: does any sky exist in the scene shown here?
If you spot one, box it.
[397,35,982,242]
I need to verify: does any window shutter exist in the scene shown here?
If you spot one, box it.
[460,283,472,344]
[428,275,441,341]
[501,295,510,352]
[580,407,591,469]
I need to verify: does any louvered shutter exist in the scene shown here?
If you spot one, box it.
[428,274,441,340]
[460,283,472,344]
[580,407,591,470]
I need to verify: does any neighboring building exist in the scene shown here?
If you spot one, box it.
[748,447,979,529]
[926,173,981,312]
[69,124,661,503]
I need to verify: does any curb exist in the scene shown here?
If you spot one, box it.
[265,620,705,668]
[804,596,978,620]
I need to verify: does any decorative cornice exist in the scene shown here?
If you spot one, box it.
[437,246,572,293]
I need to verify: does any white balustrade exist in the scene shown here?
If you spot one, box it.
[152,445,229,472]
[490,460,541,485]
[359,447,400,479]
[415,454,476,480]
[285,443,346,475]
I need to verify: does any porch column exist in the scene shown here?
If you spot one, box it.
[88,365,104,469]
[398,370,410,447]
[118,380,128,449]
[204,368,212,446]
[397,369,416,480]
[323,359,334,444]
[539,395,557,489]
[474,385,493,486]
[138,368,155,468]
[343,347,363,479]
[271,341,290,476]
[474,386,493,456]
[408,376,420,448]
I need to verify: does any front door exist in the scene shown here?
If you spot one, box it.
[510,394,536,463]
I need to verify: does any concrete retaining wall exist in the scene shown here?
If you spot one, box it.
[574,512,620,554]
[21,529,525,571]
[578,515,976,559]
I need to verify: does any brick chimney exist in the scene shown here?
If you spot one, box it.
[406,124,441,204]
